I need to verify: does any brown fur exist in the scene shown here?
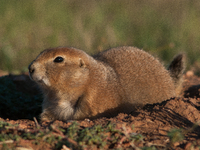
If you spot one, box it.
[28,46,185,121]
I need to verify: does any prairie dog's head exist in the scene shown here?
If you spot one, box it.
[28,47,90,92]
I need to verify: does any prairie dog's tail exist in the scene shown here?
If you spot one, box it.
[168,54,186,96]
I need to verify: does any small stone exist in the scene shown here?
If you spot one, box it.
[186,71,194,77]
[185,142,191,149]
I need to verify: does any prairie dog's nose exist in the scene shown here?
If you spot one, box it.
[28,63,35,74]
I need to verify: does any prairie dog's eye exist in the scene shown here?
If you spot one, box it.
[54,56,64,63]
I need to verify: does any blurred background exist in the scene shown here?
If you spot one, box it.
[0,0,200,74]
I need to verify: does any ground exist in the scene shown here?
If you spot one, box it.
[0,71,200,150]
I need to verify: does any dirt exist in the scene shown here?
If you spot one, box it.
[1,71,200,150]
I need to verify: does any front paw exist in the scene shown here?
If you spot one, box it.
[40,111,55,122]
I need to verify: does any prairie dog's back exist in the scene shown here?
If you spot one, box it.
[94,46,176,105]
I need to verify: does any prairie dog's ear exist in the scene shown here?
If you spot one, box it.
[79,58,86,68]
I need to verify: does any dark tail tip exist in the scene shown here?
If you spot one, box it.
[168,53,186,95]
[168,53,186,80]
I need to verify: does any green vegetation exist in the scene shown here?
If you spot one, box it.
[168,128,184,144]
[0,120,146,149]
[0,118,199,149]
[0,0,200,72]
[0,121,20,143]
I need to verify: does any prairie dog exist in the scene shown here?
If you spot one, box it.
[28,46,185,121]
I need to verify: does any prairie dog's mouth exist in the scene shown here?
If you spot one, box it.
[42,77,51,86]
[32,75,51,87]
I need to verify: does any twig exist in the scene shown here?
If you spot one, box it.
[61,145,71,150]
[52,133,78,146]
[41,132,78,147]
[0,140,14,144]
[147,142,166,147]
[16,147,33,150]
[33,117,40,128]
[50,124,64,135]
